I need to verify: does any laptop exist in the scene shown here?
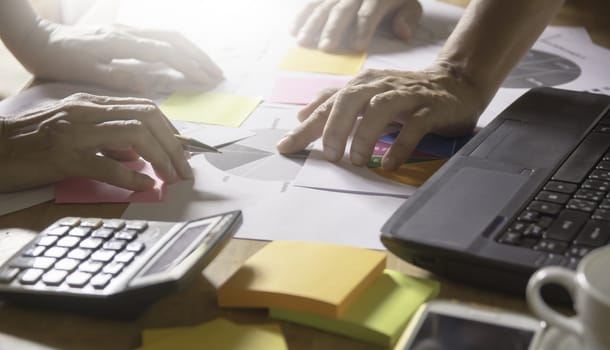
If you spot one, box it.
[381,87,610,299]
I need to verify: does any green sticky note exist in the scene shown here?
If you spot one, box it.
[160,92,261,127]
[270,269,439,347]
[277,47,367,76]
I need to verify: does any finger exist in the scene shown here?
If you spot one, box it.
[322,84,386,161]
[392,0,423,42]
[382,108,432,170]
[117,26,223,78]
[352,0,396,51]
[77,155,157,191]
[349,90,420,166]
[296,0,340,48]
[319,0,361,52]
[297,88,338,122]
[277,99,335,154]
[292,0,325,36]
[98,31,213,84]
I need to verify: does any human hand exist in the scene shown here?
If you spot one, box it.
[276,65,483,170]
[16,21,223,92]
[292,0,422,52]
[0,93,193,193]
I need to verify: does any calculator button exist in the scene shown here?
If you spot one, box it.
[114,231,137,242]
[102,262,125,275]
[115,251,135,264]
[91,250,116,263]
[103,240,126,251]
[91,228,115,240]
[103,219,125,230]
[10,257,56,270]
[69,226,92,238]
[56,236,81,249]
[43,247,69,259]
[57,217,81,227]
[125,242,145,254]
[80,218,103,228]
[90,273,113,289]
[54,258,80,272]
[44,226,70,237]
[19,269,44,284]
[42,270,69,286]
[0,267,20,283]
[66,271,92,288]
[125,220,148,232]
[67,248,92,261]
[36,236,58,247]
[78,261,104,274]
[80,238,104,250]
[22,246,46,257]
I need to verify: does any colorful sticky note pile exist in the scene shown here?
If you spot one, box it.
[369,132,474,186]
[270,270,439,347]
[218,241,387,318]
[277,47,367,76]
[55,159,165,203]
[160,92,262,127]
[138,318,287,350]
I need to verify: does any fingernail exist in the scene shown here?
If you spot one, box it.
[183,162,194,180]
[319,38,332,50]
[324,145,341,162]
[382,156,397,170]
[276,136,294,153]
[351,151,368,167]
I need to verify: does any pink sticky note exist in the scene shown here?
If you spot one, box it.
[55,159,165,203]
[269,76,350,105]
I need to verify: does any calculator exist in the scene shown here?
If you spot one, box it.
[0,210,241,318]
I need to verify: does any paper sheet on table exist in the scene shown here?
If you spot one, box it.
[171,121,256,147]
[160,92,261,126]
[0,187,54,217]
[278,47,367,76]
[269,75,350,105]
[139,318,287,350]
[55,159,165,203]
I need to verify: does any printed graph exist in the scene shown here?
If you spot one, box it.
[502,49,581,89]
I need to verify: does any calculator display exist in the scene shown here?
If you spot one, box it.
[141,222,210,277]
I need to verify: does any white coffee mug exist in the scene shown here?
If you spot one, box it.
[526,245,610,350]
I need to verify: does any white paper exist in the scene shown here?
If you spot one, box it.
[0,187,54,217]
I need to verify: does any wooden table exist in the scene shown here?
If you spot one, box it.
[0,1,608,349]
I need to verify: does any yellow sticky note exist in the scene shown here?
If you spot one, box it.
[139,318,287,350]
[160,92,261,127]
[277,47,367,76]
[372,159,447,187]
[270,270,440,347]
[218,241,386,318]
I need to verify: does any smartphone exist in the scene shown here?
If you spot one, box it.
[395,300,544,350]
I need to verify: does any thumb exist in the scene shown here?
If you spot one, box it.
[392,0,423,43]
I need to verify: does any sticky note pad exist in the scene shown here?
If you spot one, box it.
[277,47,367,76]
[138,318,287,350]
[269,76,349,105]
[55,159,165,203]
[218,241,386,318]
[270,270,439,347]
[160,92,262,127]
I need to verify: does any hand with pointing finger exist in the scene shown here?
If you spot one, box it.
[292,0,423,53]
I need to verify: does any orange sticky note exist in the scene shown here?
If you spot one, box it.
[218,241,386,318]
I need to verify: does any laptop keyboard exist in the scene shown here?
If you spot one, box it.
[498,124,610,269]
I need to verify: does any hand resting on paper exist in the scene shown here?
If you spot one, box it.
[292,0,423,52]
[0,1,223,93]
[275,65,482,170]
[0,93,193,193]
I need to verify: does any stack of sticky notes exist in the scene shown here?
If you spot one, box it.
[217,241,439,347]
[138,318,288,350]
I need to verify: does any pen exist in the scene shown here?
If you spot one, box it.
[175,134,222,153]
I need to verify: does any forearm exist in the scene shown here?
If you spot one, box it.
[435,0,564,107]
[0,1,45,56]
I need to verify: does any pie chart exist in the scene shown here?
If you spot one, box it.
[205,128,309,182]
[502,49,581,89]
